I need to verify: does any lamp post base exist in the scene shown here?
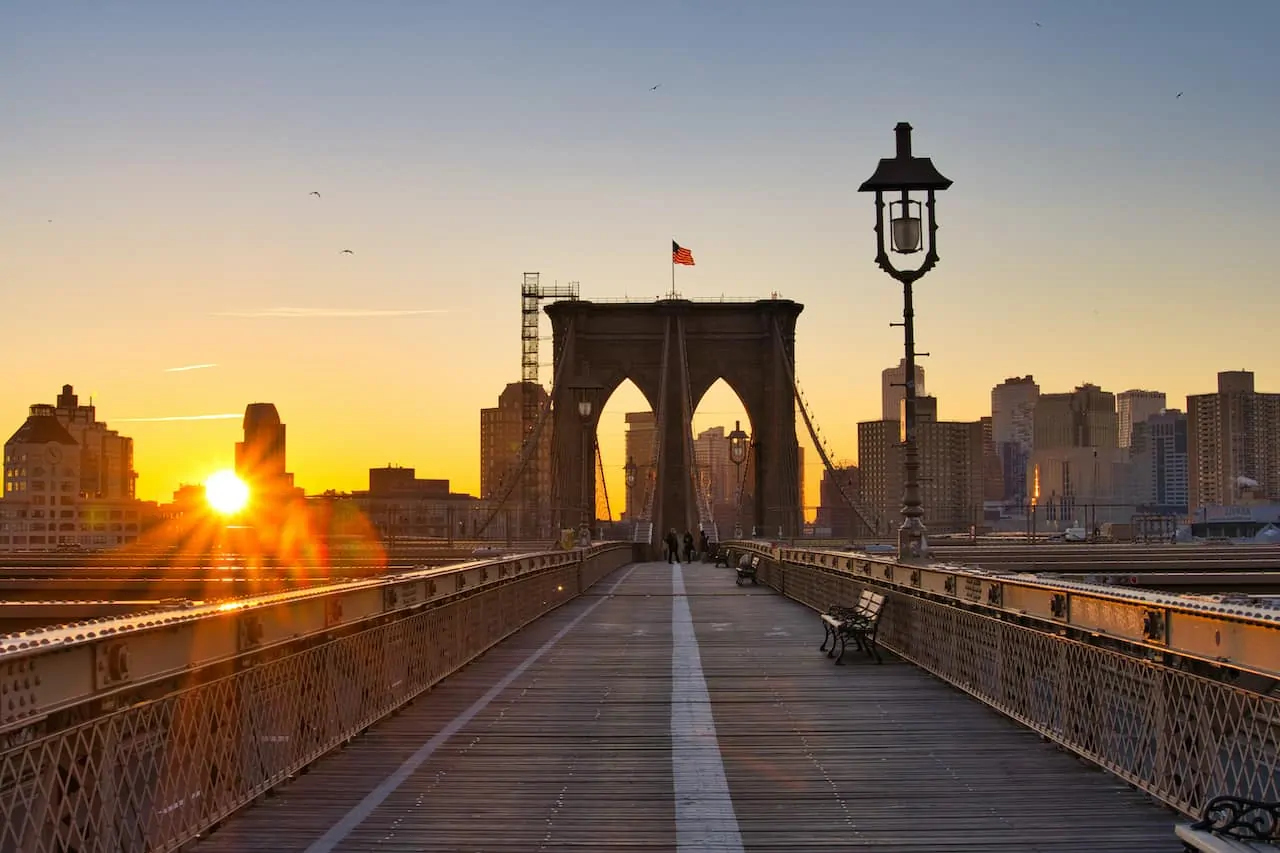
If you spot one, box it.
[897,519,929,561]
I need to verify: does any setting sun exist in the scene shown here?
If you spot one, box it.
[205,470,250,516]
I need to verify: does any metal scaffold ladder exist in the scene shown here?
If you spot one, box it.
[520,273,579,538]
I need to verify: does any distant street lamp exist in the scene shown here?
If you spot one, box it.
[858,122,953,561]
[728,420,749,538]
[566,372,604,528]
[624,455,637,534]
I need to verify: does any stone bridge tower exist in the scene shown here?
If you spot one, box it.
[546,298,803,552]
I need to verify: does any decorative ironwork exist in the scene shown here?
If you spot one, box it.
[741,546,1280,820]
[1143,609,1166,642]
[1191,795,1280,840]
[0,546,631,853]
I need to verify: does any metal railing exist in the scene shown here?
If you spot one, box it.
[724,540,1280,819]
[0,543,631,853]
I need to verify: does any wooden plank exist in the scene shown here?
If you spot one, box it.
[684,562,1180,851]
[194,561,1180,852]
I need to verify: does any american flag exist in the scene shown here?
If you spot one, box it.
[672,241,695,266]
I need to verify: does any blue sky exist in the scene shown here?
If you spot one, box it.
[2,1,1277,501]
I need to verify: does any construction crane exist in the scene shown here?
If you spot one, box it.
[520,273,579,538]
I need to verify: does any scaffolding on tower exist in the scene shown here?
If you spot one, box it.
[520,272,579,538]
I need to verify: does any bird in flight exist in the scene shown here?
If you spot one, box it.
[1034,21,1041,27]
[310,191,321,198]
[1176,91,1183,98]
[650,84,661,91]
[340,249,354,255]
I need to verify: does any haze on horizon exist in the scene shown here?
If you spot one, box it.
[3,0,1277,507]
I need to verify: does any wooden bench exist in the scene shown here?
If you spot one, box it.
[735,554,760,586]
[819,589,886,665]
[1177,796,1280,851]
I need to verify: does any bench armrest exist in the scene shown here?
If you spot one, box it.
[1192,796,1280,842]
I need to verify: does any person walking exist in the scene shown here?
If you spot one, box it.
[698,529,709,561]
[664,528,680,564]
[683,530,695,563]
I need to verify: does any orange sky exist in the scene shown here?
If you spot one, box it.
[4,3,1279,514]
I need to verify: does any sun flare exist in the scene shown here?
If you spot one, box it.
[205,470,250,515]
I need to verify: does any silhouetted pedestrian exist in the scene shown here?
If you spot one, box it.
[664,528,679,564]
[683,530,695,562]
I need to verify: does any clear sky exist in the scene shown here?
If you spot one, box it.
[3,1,1278,509]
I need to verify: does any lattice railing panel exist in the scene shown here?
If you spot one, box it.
[763,558,1280,818]
[0,547,631,853]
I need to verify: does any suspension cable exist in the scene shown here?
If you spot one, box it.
[636,317,671,526]
[771,319,878,537]
[476,318,574,538]
[676,316,711,535]
[595,437,612,522]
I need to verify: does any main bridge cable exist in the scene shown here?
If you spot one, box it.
[476,317,575,539]
[676,315,712,537]
[635,316,671,531]
[771,318,878,537]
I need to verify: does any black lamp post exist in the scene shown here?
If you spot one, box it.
[624,455,637,532]
[858,122,952,561]
[566,373,603,531]
[728,420,749,538]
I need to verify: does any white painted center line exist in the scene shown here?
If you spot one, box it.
[671,562,746,852]
[304,562,642,853]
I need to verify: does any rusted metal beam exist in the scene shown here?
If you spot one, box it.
[0,544,630,736]
[727,541,1280,681]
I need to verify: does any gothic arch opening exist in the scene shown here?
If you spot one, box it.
[547,298,803,550]
[594,378,653,538]
[691,378,754,540]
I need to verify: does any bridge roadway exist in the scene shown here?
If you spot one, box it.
[193,560,1178,852]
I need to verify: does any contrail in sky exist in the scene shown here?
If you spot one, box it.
[114,413,242,423]
[214,307,448,318]
[164,363,218,372]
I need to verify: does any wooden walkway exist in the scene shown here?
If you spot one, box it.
[194,561,1180,852]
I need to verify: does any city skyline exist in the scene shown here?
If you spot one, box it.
[4,2,1278,504]
[1,368,1263,512]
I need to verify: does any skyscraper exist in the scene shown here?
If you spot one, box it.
[479,382,552,515]
[1129,410,1189,513]
[881,358,926,422]
[991,376,1039,505]
[235,403,298,501]
[1117,390,1167,449]
[1029,383,1124,524]
[623,411,656,518]
[1186,371,1280,508]
[857,397,984,535]
[1,385,148,551]
[817,465,861,538]
[3,384,138,501]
